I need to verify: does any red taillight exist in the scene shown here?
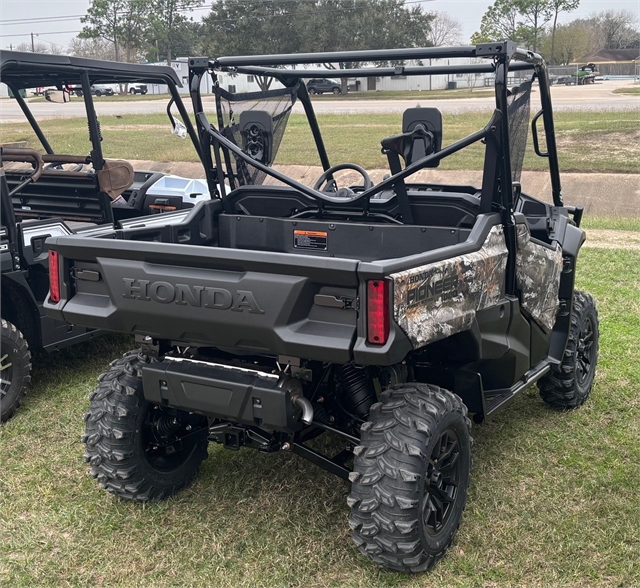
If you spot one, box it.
[367,279,390,345]
[49,250,60,303]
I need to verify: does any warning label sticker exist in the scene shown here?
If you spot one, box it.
[293,230,328,251]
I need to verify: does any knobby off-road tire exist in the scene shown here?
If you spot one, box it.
[349,383,472,573]
[538,290,599,408]
[0,319,32,423]
[82,350,209,501]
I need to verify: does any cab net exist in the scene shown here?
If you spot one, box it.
[506,75,534,184]
[214,83,298,186]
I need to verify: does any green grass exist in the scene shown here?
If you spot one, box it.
[580,217,640,232]
[276,110,640,173]
[612,86,640,95]
[311,89,494,100]
[0,248,638,587]
[2,109,638,173]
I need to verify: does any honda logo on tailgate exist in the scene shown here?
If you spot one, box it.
[122,278,265,314]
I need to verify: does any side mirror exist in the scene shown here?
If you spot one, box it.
[45,89,70,103]
[402,108,442,167]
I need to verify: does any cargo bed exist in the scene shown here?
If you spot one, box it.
[45,198,500,365]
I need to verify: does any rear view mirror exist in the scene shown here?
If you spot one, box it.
[45,89,70,103]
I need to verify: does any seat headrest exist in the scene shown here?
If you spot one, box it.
[97,159,134,200]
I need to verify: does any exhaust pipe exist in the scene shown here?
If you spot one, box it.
[291,395,314,425]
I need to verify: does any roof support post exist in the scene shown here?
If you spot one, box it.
[535,63,563,206]
[80,71,104,171]
[495,58,517,297]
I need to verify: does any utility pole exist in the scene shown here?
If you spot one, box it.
[31,32,35,52]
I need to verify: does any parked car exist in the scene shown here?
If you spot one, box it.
[306,78,342,94]
[129,84,148,95]
[90,84,114,96]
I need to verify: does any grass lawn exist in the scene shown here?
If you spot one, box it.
[612,86,640,95]
[2,109,638,174]
[0,246,638,587]
[580,216,640,232]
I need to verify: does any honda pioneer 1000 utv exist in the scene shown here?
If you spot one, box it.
[0,51,207,421]
[45,42,599,572]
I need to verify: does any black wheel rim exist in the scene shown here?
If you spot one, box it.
[576,316,595,386]
[421,428,462,536]
[0,352,13,398]
[141,405,206,472]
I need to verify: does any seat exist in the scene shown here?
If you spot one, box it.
[65,221,98,232]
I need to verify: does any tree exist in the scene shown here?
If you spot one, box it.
[548,0,580,63]
[80,0,152,62]
[310,0,435,92]
[515,0,552,51]
[201,0,435,92]
[147,0,203,65]
[471,0,525,45]
[539,21,590,64]
[471,0,558,52]
[426,12,462,46]
[594,10,639,49]
[200,0,308,89]
[15,41,64,55]
[68,37,117,60]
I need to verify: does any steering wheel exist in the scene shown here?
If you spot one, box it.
[313,163,373,197]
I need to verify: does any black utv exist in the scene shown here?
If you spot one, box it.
[45,42,599,572]
[0,51,206,421]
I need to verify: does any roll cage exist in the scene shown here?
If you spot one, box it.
[188,41,562,210]
[188,41,564,299]
[0,51,202,170]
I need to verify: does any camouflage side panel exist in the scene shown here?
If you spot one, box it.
[391,225,508,349]
[515,223,563,332]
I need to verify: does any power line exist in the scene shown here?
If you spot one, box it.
[0,30,82,39]
[0,0,437,39]
[0,0,435,25]
[0,15,85,25]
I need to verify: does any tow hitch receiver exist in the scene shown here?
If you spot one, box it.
[223,426,245,451]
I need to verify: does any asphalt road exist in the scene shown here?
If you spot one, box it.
[0,79,637,123]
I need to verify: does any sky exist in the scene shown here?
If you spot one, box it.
[1,0,639,52]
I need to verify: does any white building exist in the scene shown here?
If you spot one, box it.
[148,56,526,95]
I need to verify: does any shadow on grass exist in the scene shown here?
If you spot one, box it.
[27,333,134,403]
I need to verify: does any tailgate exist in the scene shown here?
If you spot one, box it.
[45,237,360,363]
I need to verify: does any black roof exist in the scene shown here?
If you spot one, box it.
[0,51,181,89]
